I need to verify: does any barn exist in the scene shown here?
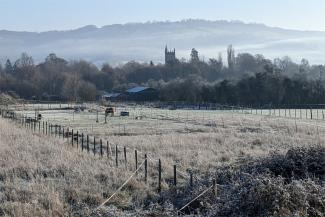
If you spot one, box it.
[102,92,122,102]
[125,86,158,101]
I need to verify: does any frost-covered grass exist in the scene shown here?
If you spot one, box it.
[0,118,155,216]
[1,104,325,216]
[14,105,325,172]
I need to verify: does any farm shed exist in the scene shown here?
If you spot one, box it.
[102,93,122,102]
[125,86,158,101]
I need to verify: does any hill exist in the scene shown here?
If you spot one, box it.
[1,20,325,65]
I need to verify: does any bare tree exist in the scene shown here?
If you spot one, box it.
[15,52,34,68]
[62,72,81,101]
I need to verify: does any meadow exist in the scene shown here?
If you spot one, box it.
[1,103,324,216]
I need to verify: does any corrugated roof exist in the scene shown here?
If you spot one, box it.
[126,86,150,93]
[103,93,121,98]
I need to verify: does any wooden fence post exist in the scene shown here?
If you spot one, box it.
[135,150,138,172]
[93,137,96,156]
[310,109,313,119]
[76,131,79,149]
[46,122,48,135]
[124,146,127,166]
[145,154,148,183]
[100,139,103,157]
[115,145,118,167]
[71,129,74,146]
[158,159,162,193]
[173,165,177,186]
[106,141,109,158]
[87,135,89,153]
[62,128,65,139]
[81,133,84,151]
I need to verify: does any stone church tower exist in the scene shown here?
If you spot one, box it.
[165,45,177,65]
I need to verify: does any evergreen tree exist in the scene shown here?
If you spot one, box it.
[4,59,13,74]
[190,48,199,63]
[227,45,235,72]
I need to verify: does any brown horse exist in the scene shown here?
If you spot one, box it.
[105,107,115,117]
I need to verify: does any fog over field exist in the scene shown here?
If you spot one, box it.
[1,19,325,65]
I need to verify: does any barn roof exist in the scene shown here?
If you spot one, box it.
[103,93,121,98]
[126,86,152,93]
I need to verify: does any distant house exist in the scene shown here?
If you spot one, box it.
[102,92,122,102]
[125,86,158,101]
[101,86,158,102]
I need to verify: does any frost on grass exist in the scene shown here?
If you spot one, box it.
[205,146,325,217]
[0,114,325,216]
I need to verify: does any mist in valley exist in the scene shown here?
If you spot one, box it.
[1,20,325,65]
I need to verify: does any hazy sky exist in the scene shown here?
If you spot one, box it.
[1,0,324,32]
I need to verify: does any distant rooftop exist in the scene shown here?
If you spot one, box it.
[126,86,151,93]
[103,93,121,98]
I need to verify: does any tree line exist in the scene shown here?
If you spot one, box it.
[0,46,325,105]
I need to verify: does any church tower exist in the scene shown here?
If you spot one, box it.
[165,45,176,65]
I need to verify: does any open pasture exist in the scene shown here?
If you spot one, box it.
[2,103,325,216]
[13,104,325,176]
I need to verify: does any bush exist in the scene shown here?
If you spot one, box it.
[205,147,325,217]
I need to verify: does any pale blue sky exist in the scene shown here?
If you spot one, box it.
[0,0,324,32]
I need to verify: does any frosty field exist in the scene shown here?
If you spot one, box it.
[1,103,324,216]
